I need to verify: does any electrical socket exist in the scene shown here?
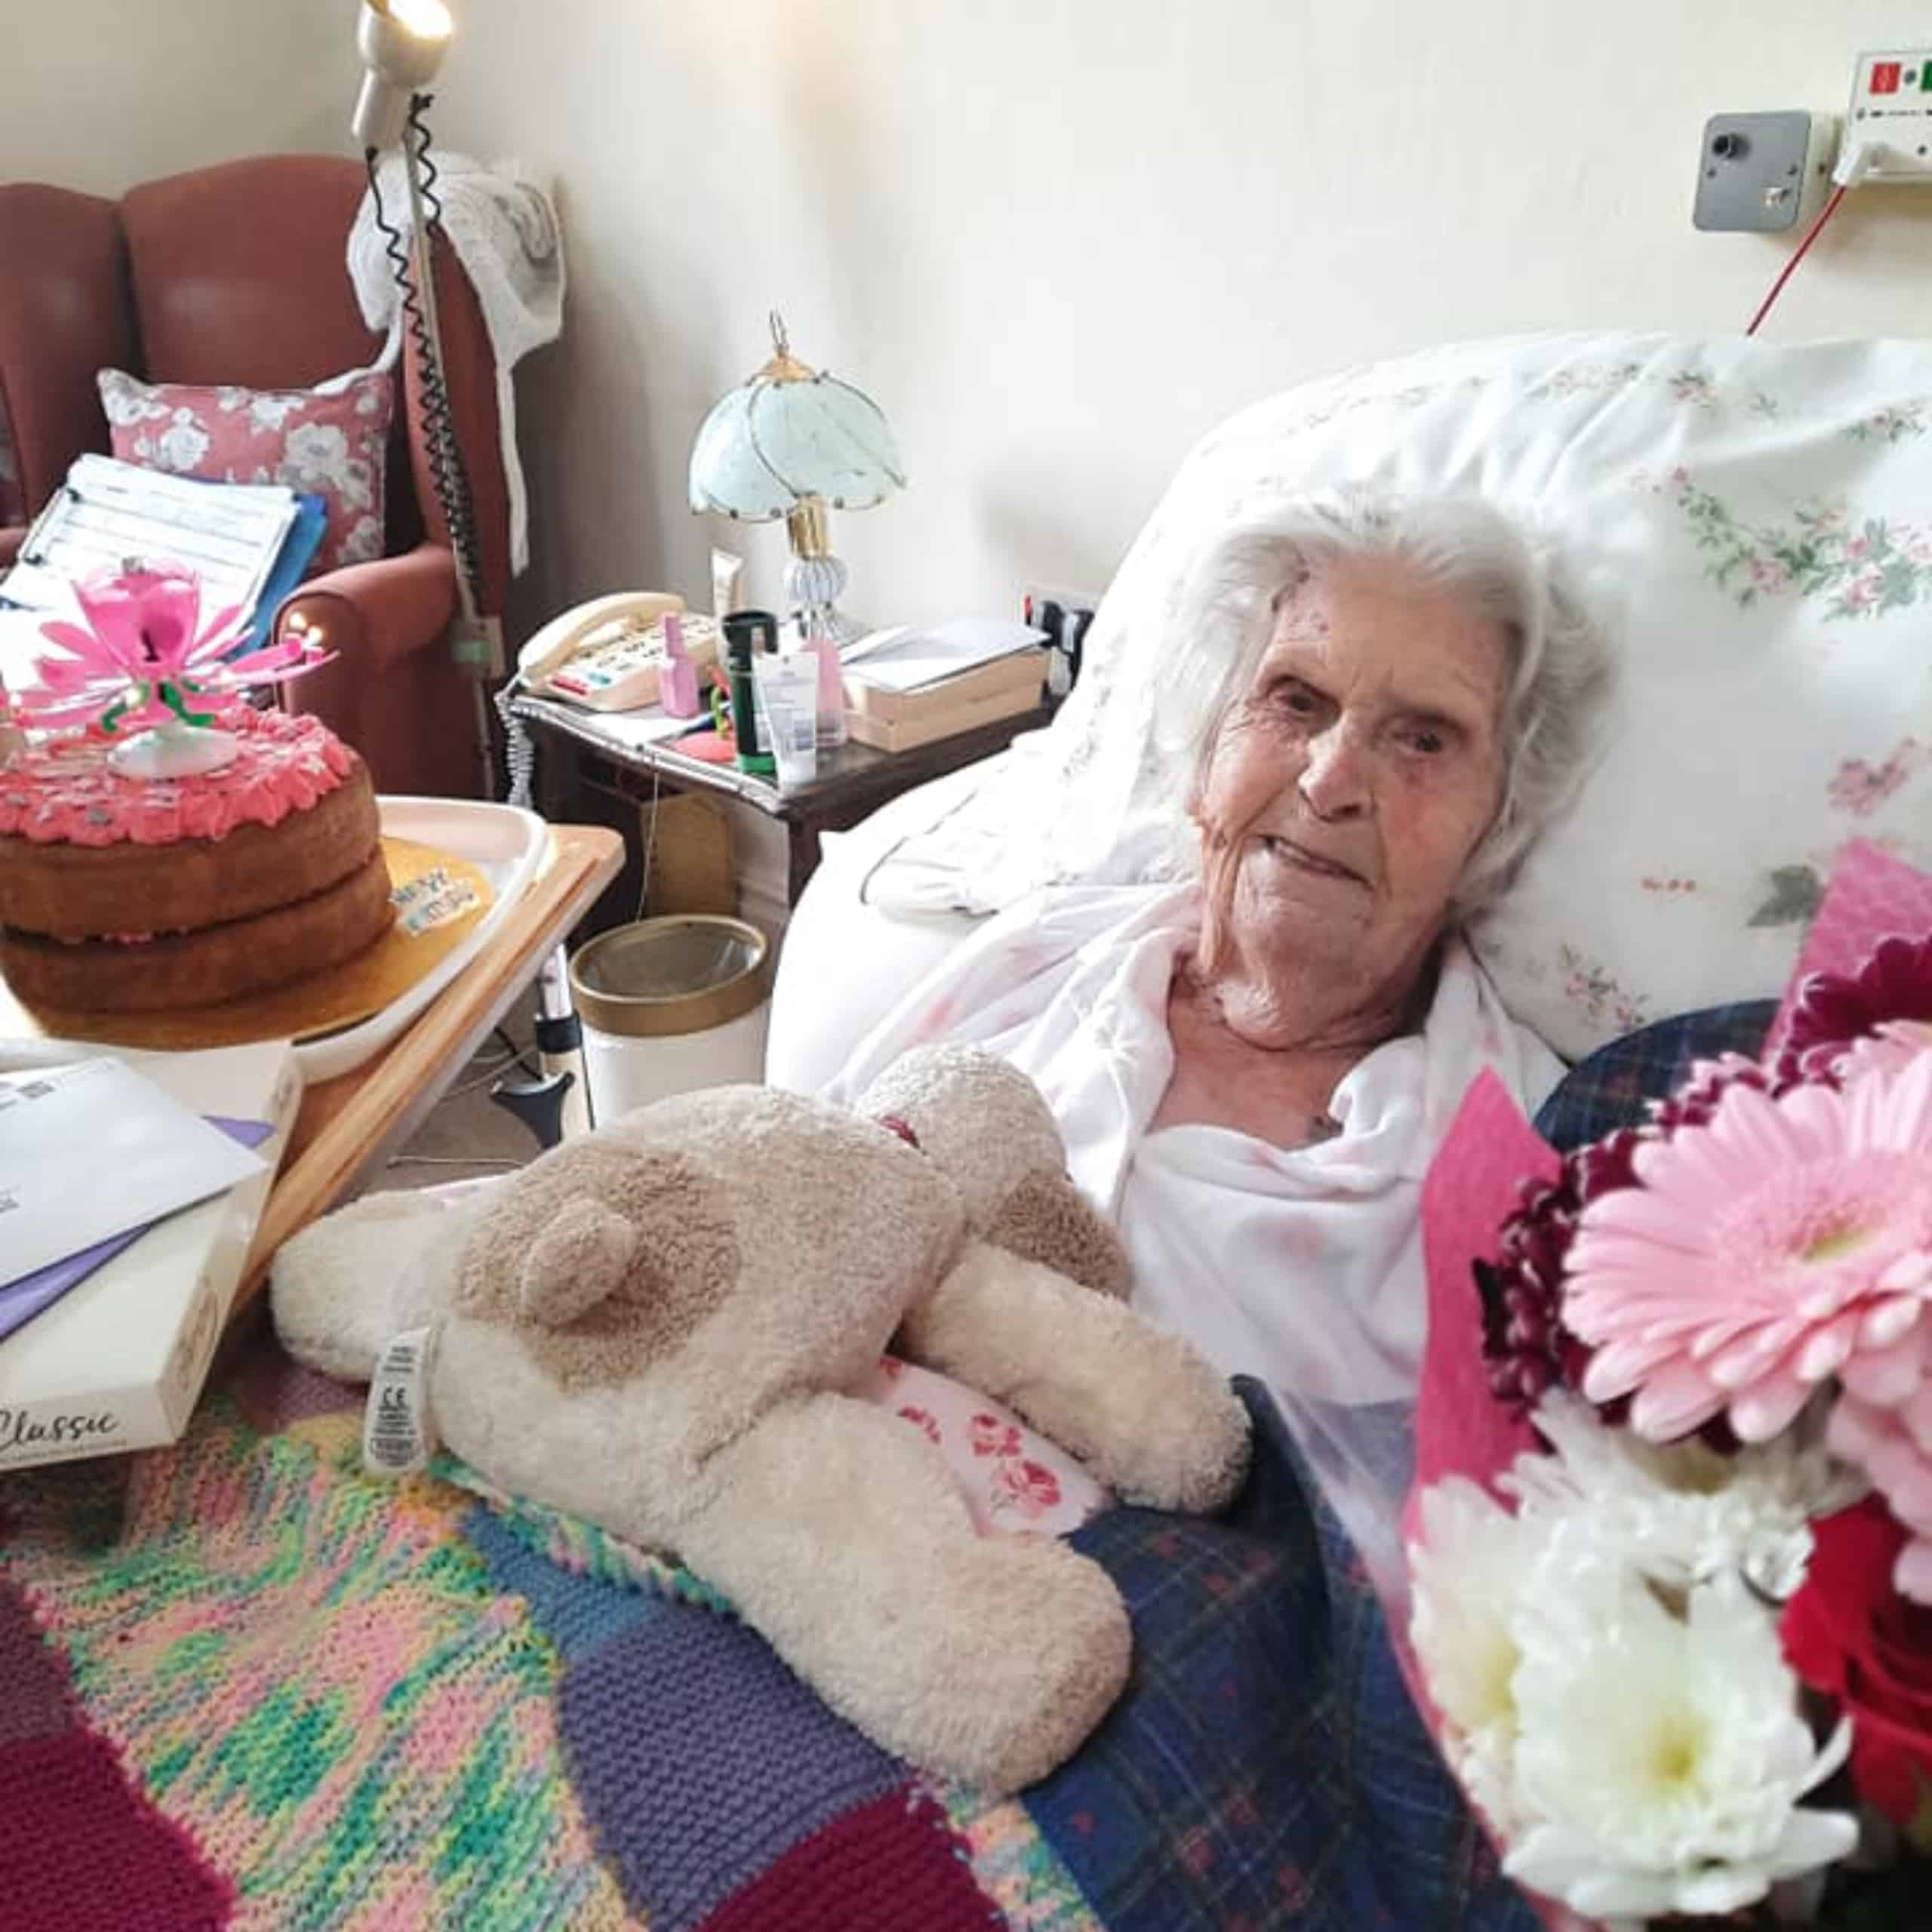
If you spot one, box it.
[1847,48,1932,181]
[1693,111,1838,232]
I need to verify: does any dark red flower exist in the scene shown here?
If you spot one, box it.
[1481,1066,1771,1430]
[1782,1497,1932,1832]
[1778,934,1932,1083]
[1480,940,1932,1431]
[1647,1054,1780,1134]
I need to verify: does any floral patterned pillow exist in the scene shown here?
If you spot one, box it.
[881,331,1932,1061]
[96,368,393,575]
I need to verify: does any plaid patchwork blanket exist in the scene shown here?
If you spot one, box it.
[1532,998,1777,1150]
[0,1331,1536,1931]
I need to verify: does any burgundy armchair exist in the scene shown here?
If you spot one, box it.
[0,155,511,798]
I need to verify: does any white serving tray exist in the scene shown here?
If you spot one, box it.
[291,796,549,1082]
[0,798,549,1085]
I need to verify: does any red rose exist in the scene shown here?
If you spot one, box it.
[1781,1497,1932,1832]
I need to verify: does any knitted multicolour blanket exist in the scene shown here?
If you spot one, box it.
[0,1336,1534,1932]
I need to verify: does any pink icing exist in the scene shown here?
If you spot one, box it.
[0,710,354,848]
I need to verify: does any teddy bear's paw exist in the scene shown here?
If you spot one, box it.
[1068,1338,1253,1515]
[1125,1366,1253,1514]
[912,1539,1131,1795]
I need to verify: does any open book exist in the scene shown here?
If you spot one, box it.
[0,454,325,673]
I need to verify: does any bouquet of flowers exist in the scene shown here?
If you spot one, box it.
[1407,843,1932,1931]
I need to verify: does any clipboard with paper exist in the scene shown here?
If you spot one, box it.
[1,454,303,634]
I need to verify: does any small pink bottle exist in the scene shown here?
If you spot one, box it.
[802,617,846,749]
[659,612,702,718]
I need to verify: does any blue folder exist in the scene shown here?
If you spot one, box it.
[238,489,329,654]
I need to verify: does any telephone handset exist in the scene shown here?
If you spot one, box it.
[517,591,721,712]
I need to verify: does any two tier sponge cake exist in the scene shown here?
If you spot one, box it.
[0,710,392,1013]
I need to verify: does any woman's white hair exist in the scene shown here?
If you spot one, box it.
[1154,490,1614,917]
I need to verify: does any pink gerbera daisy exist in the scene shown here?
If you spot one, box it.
[1838,1019,1932,1089]
[1826,1395,1932,1601]
[1563,1053,1932,1444]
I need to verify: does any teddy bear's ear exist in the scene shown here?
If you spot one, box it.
[984,1168,1133,1300]
[454,1141,742,1386]
[518,1198,639,1327]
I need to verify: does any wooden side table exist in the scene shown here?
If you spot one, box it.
[509,691,1051,924]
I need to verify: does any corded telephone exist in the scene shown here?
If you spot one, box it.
[517,592,721,712]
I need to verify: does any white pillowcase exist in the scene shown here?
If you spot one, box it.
[870,331,1932,1060]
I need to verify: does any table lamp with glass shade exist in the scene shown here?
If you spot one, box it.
[688,314,905,645]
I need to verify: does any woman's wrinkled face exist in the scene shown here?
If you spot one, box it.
[1192,557,1510,998]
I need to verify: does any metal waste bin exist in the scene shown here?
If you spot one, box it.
[568,915,771,1121]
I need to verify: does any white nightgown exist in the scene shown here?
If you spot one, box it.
[823,881,1561,1586]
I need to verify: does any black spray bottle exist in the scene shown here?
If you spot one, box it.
[721,609,779,777]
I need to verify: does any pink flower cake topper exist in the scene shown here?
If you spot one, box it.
[19,559,328,737]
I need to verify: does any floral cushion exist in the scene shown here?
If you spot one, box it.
[97,368,393,576]
[851,1355,1112,1537]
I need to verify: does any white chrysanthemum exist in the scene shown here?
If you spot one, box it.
[1504,1572,1857,1921]
[1407,1478,1549,1831]
[1506,1393,1865,1600]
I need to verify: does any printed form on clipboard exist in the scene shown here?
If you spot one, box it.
[0,454,300,629]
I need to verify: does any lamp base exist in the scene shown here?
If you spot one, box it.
[789,603,867,649]
[783,547,864,647]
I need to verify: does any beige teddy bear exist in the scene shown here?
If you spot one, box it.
[270,1045,1251,1793]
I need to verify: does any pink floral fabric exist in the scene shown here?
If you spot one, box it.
[853,1355,1112,1537]
[97,368,393,575]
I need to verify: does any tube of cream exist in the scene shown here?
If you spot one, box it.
[752,650,820,791]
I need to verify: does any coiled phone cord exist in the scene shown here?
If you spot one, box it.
[496,678,537,810]
[363,97,485,617]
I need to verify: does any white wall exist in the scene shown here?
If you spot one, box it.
[10,2,1932,641]
[1,0,351,197]
[417,0,1932,638]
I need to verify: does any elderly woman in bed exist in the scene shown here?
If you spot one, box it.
[827,495,1611,1582]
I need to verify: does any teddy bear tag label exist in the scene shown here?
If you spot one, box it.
[361,1327,439,1476]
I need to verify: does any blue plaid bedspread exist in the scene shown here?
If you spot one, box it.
[1534,999,1777,1150]
[1029,1379,1541,1932]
